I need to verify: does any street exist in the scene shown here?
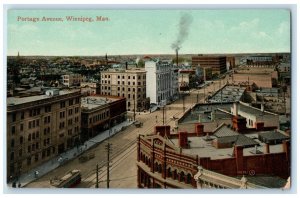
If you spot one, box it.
[25,78,227,188]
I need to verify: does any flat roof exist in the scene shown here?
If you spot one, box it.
[209,85,245,103]
[175,134,285,160]
[7,89,80,106]
[179,103,232,124]
[81,96,121,110]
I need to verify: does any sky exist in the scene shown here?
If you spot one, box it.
[7,9,291,56]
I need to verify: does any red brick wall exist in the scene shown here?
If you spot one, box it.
[198,146,290,179]
[154,126,171,137]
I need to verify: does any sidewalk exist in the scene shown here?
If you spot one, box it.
[8,120,133,188]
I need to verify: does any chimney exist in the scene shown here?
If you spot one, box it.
[154,125,170,138]
[265,143,270,154]
[282,140,290,162]
[233,102,238,116]
[178,132,188,148]
[125,62,128,70]
[211,110,215,121]
[176,49,179,67]
[234,146,244,174]
[261,103,264,112]
[195,123,204,136]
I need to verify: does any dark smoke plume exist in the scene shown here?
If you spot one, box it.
[171,13,193,51]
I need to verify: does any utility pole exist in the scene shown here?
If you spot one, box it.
[133,95,136,121]
[105,142,112,188]
[162,106,165,125]
[182,92,185,112]
[95,164,99,188]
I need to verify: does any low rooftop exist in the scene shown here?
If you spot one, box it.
[7,89,80,106]
[208,85,246,103]
[81,95,122,110]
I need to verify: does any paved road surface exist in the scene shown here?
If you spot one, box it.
[25,78,227,188]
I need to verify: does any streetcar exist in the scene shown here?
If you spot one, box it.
[50,169,81,188]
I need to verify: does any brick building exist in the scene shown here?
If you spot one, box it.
[232,68,278,88]
[137,123,290,188]
[80,95,127,141]
[7,89,82,180]
[192,56,227,75]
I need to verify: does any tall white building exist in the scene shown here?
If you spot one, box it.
[145,59,178,106]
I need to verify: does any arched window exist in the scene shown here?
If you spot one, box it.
[173,170,178,180]
[167,167,172,178]
[187,173,192,184]
[180,171,185,182]
[155,162,159,172]
[158,164,162,173]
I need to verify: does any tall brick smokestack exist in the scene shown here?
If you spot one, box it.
[171,13,193,66]
[176,48,179,67]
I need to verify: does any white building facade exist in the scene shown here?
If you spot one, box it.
[145,60,178,106]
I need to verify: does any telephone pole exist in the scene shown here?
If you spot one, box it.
[133,95,136,121]
[105,142,112,188]
[95,164,99,188]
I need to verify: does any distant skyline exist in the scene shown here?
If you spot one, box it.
[7,9,290,56]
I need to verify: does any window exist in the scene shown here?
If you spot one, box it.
[28,146,31,153]
[27,157,31,165]
[59,122,65,129]
[68,109,73,115]
[36,120,39,126]
[29,108,40,117]
[45,105,51,113]
[20,136,23,144]
[11,139,15,148]
[68,119,73,126]
[133,76,135,79]
[75,97,80,104]
[128,82,130,85]
[60,101,66,108]
[69,99,73,106]
[10,152,14,161]
[32,133,35,140]
[128,88,131,91]
[36,142,39,149]
[21,112,24,119]
[35,154,39,162]
[60,111,65,118]
[11,126,15,135]
[19,149,22,157]
[68,129,72,135]
[138,82,141,86]
[20,124,23,131]
[128,94,130,99]
[133,82,135,85]
[32,144,35,151]
[12,113,16,122]
[28,134,31,141]
[128,76,130,79]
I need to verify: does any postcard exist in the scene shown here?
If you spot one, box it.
[5,7,291,191]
